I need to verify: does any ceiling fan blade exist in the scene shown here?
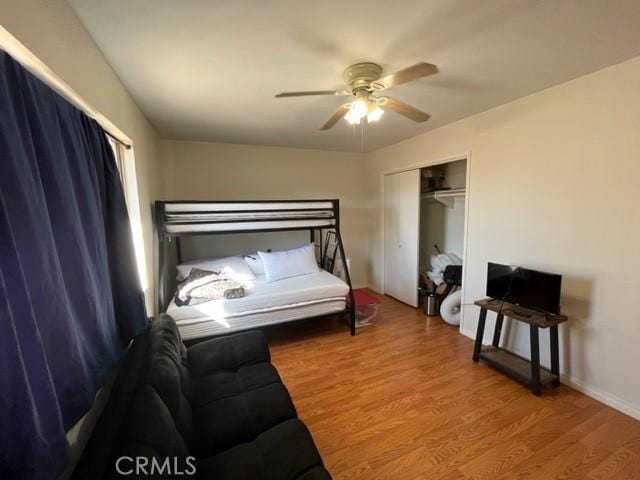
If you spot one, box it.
[320,105,349,130]
[275,90,349,98]
[373,62,438,90]
[384,97,430,122]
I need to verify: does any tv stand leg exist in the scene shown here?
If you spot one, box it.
[492,313,504,347]
[550,325,560,386]
[530,325,541,396]
[473,308,487,361]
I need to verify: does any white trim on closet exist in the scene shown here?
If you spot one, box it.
[380,152,472,331]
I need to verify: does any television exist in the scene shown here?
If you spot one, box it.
[486,262,562,314]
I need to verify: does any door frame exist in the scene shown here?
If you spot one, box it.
[380,151,472,332]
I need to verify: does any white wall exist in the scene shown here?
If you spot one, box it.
[161,140,369,286]
[0,0,162,314]
[366,55,640,419]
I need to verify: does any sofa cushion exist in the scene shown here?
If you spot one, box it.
[195,419,330,480]
[193,362,282,407]
[117,385,190,459]
[186,330,298,457]
[192,381,297,457]
[188,330,270,375]
[143,315,193,446]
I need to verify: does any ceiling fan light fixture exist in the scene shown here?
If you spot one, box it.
[367,105,384,123]
[349,99,368,118]
[345,110,361,125]
[344,99,368,125]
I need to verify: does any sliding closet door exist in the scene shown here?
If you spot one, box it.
[384,169,420,307]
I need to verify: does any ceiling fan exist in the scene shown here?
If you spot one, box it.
[275,62,437,130]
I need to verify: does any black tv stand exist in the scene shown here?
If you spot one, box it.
[472,298,568,395]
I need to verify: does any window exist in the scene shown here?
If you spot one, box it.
[109,139,149,295]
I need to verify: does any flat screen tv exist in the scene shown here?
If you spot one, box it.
[486,262,562,314]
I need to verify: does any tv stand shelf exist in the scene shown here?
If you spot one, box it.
[478,347,558,386]
[472,298,568,395]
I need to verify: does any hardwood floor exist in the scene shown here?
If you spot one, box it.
[267,293,640,480]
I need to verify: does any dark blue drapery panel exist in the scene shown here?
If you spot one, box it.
[0,51,149,479]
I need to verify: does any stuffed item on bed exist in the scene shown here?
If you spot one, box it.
[175,268,246,306]
[176,255,255,282]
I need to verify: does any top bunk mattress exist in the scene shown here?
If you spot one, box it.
[166,270,349,322]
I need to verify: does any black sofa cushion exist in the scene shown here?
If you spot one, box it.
[188,329,271,375]
[189,333,297,457]
[117,385,190,460]
[193,381,297,457]
[195,419,330,480]
[193,362,282,404]
[142,315,194,447]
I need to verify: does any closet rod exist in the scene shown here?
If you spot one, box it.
[0,25,133,149]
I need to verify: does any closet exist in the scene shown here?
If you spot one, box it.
[383,158,467,308]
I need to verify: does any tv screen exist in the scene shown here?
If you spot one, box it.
[486,262,562,314]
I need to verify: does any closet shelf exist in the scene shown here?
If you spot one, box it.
[421,188,466,207]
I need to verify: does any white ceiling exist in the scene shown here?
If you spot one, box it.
[69,0,640,152]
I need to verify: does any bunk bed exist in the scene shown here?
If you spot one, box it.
[155,199,356,340]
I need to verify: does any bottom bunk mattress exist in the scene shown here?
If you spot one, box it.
[166,270,349,339]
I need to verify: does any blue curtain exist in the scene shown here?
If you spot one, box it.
[0,51,149,479]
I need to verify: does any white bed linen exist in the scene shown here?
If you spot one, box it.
[173,299,346,340]
[166,270,349,338]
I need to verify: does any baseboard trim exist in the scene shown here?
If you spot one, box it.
[560,375,640,421]
[459,325,640,421]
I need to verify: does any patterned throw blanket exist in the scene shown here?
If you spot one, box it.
[175,268,246,306]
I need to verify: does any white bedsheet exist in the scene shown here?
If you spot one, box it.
[166,270,349,323]
[173,299,347,340]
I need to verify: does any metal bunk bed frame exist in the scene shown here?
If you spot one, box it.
[155,199,357,335]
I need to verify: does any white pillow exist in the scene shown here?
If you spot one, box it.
[176,256,255,282]
[243,253,265,275]
[258,244,320,283]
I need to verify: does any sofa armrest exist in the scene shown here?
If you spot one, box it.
[187,330,270,376]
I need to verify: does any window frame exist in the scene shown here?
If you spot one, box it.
[108,138,149,301]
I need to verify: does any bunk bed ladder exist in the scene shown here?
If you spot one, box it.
[333,199,356,335]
